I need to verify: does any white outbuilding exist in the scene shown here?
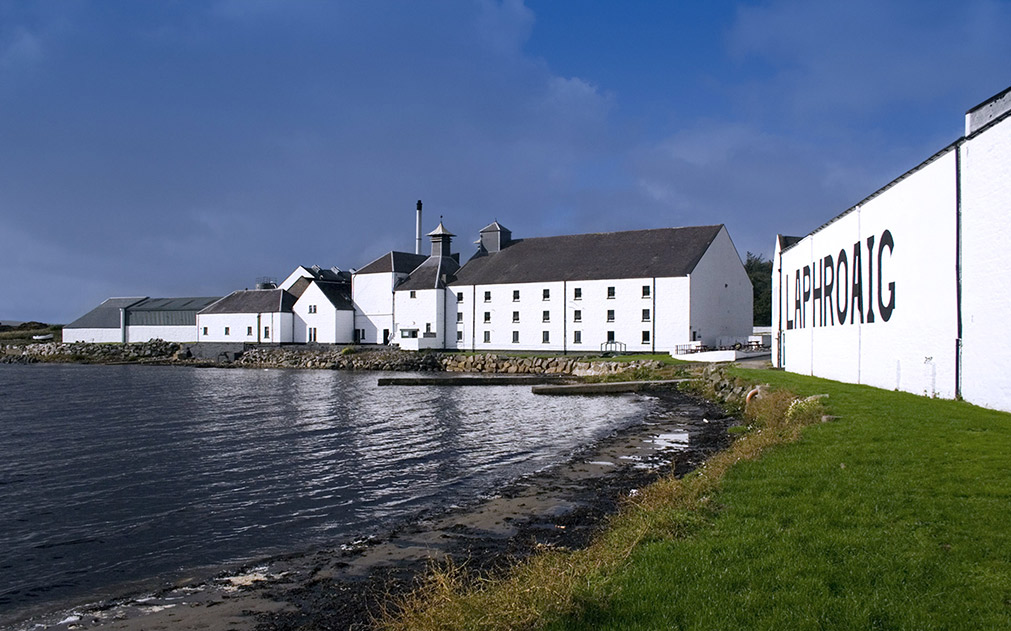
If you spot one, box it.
[773,86,1011,411]
[197,289,297,344]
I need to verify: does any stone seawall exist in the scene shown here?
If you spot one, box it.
[441,353,665,377]
[2,341,666,377]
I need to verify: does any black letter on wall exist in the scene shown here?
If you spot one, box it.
[877,229,895,321]
[851,242,863,324]
[823,254,835,326]
[836,249,848,325]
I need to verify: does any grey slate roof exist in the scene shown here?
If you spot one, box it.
[65,297,146,329]
[287,277,312,300]
[200,289,296,314]
[395,256,462,291]
[778,235,803,251]
[355,251,428,275]
[451,225,724,286]
[314,281,354,310]
[127,296,222,326]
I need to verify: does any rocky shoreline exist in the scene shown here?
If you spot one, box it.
[1,340,666,377]
[6,385,737,631]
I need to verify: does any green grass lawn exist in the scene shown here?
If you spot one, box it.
[551,369,1011,630]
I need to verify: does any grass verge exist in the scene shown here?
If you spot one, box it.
[381,370,830,631]
[547,368,1011,630]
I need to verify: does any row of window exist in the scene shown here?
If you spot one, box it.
[460,285,653,303]
[468,309,651,324]
[201,326,268,338]
[461,330,652,344]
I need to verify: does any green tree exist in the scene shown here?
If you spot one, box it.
[745,251,773,326]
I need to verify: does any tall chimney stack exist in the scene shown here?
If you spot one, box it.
[415,200,423,255]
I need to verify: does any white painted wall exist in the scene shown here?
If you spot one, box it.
[688,226,753,347]
[279,267,313,290]
[197,312,293,343]
[352,272,404,344]
[449,277,696,353]
[394,288,449,350]
[125,325,198,343]
[776,149,959,398]
[960,115,1011,410]
[62,328,122,343]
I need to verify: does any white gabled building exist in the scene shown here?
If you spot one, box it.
[197,288,297,344]
[390,220,752,353]
[392,223,461,351]
[352,251,428,345]
[773,85,1011,411]
[291,277,355,344]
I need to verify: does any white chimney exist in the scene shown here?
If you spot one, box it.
[415,200,423,255]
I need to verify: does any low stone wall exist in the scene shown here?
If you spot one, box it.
[441,353,664,376]
[2,341,668,378]
[235,347,444,371]
[1,339,183,363]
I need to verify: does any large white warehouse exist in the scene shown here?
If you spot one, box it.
[773,86,1011,412]
[385,221,753,353]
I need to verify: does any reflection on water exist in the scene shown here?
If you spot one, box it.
[0,364,649,618]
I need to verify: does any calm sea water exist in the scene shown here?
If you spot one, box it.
[0,363,650,621]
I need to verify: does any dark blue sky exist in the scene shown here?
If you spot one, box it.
[3,0,1009,323]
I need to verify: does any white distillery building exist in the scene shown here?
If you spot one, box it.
[386,220,753,353]
[63,296,221,343]
[773,86,1011,412]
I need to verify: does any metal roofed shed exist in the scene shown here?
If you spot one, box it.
[63,296,222,343]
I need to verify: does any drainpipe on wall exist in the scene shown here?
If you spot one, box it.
[562,280,567,355]
[955,143,964,399]
[651,277,656,354]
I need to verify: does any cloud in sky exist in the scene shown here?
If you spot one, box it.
[1,1,1009,322]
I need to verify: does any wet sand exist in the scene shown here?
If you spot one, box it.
[7,387,735,631]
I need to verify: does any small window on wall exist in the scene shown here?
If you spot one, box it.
[308,305,317,313]
[512,311,520,322]
[483,331,491,343]
[409,291,417,299]
[484,291,492,302]
[224,327,230,336]
[573,287,582,300]
[484,312,491,323]
[642,285,650,298]
[457,312,463,323]
[542,310,550,322]
[642,330,650,344]
[573,330,582,344]
[457,292,464,303]
[542,288,550,300]
[264,327,270,339]
[512,331,519,343]
[642,309,650,322]
[607,286,615,299]
[607,310,615,322]
[573,310,582,322]
[247,326,253,336]
[202,327,208,336]
[542,331,550,344]
[513,290,520,301]
[456,331,463,341]
[425,323,432,333]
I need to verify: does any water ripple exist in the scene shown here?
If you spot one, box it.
[0,364,649,619]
